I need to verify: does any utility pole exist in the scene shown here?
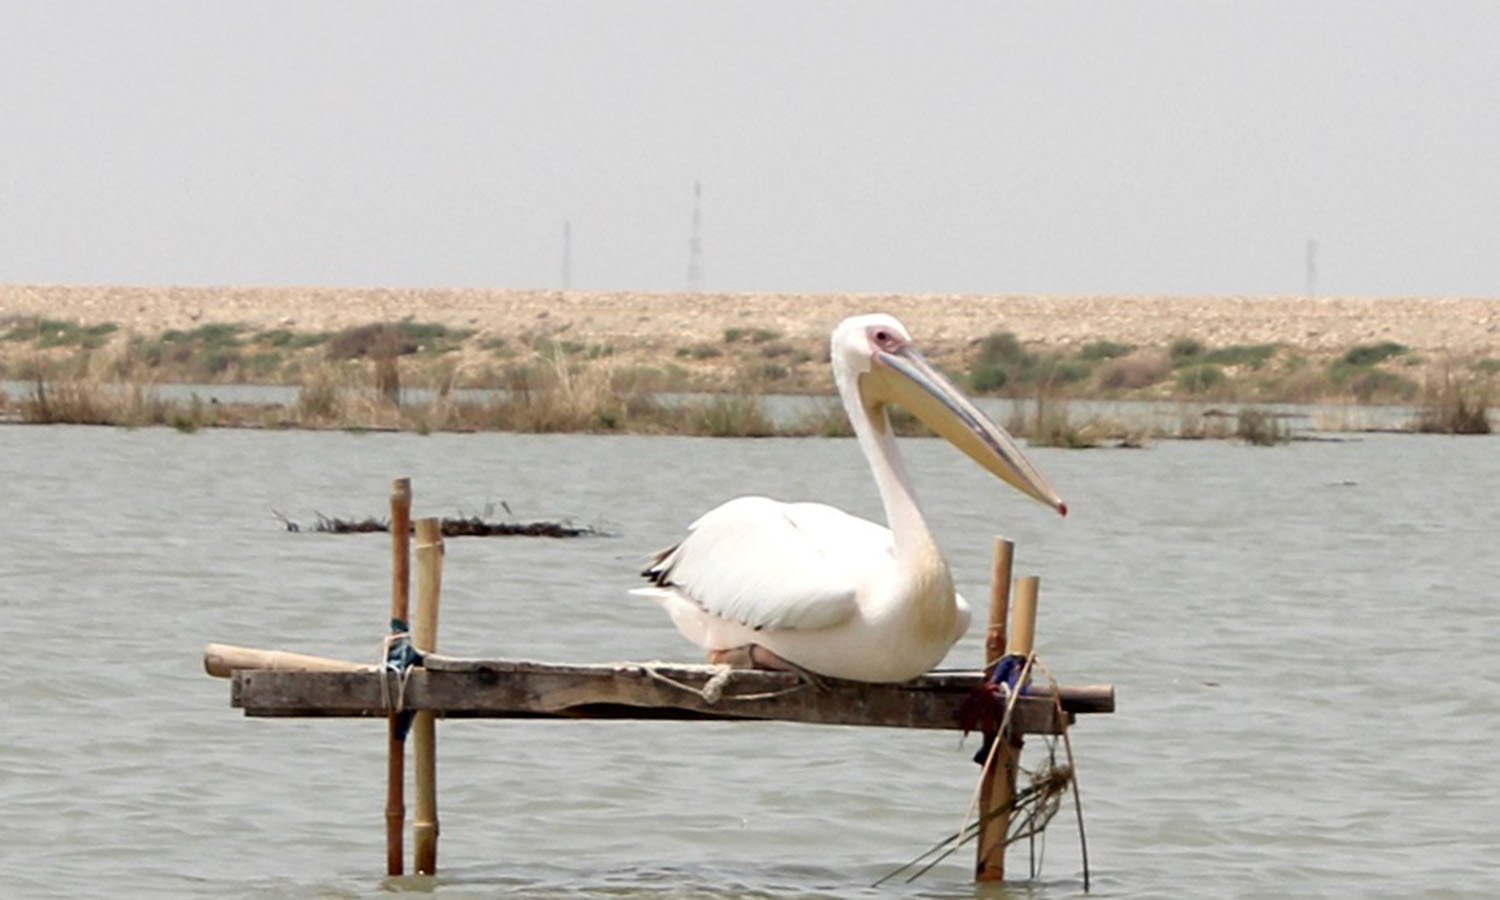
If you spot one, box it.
[1305,238,1317,298]
[687,181,704,292]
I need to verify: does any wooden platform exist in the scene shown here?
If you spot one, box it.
[205,482,1115,883]
[229,656,1114,735]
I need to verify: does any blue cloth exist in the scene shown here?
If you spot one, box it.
[970,654,1032,765]
[385,617,423,670]
[385,617,423,740]
[989,653,1031,693]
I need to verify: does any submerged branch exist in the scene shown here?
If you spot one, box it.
[271,509,609,538]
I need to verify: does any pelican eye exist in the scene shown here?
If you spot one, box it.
[871,327,902,351]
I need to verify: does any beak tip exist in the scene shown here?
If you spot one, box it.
[1057,501,1068,518]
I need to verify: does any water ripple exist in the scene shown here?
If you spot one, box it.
[1,427,1497,897]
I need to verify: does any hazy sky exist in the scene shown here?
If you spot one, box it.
[4,2,1498,297]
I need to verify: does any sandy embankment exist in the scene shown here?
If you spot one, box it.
[3,284,1499,364]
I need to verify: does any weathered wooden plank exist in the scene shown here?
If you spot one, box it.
[230,659,1113,734]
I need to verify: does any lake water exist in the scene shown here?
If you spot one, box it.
[1,424,1497,898]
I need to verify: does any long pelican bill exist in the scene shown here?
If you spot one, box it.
[862,345,1068,516]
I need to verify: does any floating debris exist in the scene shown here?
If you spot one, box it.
[271,509,608,538]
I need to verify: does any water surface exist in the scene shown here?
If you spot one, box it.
[1,425,1496,897]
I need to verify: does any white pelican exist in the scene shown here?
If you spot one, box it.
[634,313,1066,683]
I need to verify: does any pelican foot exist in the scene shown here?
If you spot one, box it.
[707,642,795,670]
[706,644,831,692]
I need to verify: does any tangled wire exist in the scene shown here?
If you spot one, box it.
[875,654,1091,890]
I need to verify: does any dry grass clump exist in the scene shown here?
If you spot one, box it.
[1173,408,1237,441]
[1004,398,1148,448]
[296,366,348,424]
[1235,408,1293,445]
[20,374,173,427]
[1411,374,1492,434]
[487,354,634,432]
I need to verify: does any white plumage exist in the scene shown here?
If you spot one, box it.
[635,314,1065,683]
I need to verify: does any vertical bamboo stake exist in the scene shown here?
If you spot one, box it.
[976,567,1041,882]
[1007,576,1040,660]
[385,478,412,877]
[984,538,1015,668]
[977,541,1016,880]
[412,517,444,876]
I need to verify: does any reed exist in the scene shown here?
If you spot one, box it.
[1172,407,1235,441]
[673,393,777,437]
[1016,400,1094,448]
[1235,408,1292,445]
[1174,363,1227,396]
[1411,374,1492,434]
[19,370,174,427]
[296,366,347,423]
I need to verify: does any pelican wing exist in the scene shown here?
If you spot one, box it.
[641,496,892,631]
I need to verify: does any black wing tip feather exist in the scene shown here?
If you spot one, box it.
[640,543,680,585]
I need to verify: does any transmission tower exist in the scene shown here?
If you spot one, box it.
[1305,238,1317,298]
[687,181,704,292]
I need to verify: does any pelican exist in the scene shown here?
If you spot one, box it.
[634,313,1066,683]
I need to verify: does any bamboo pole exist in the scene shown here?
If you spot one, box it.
[412,517,444,876]
[202,643,368,678]
[1007,577,1040,659]
[976,565,1041,882]
[984,538,1015,668]
[386,478,412,877]
[977,541,1016,880]
[975,539,1015,878]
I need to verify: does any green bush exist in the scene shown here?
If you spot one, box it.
[969,331,1041,392]
[1203,344,1279,369]
[1342,341,1408,367]
[1347,369,1418,403]
[163,323,244,349]
[970,364,1008,393]
[1169,337,1204,364]
[10,319,119,349]
[201,349,241,376]
[976,331,1029,367]
[676,344,723,360]
[1079,340,1132,361]
[256,328,296,347]
[1044,359,1092,386]
[1176,364,1226,394]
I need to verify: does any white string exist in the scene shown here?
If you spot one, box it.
[379,631,416,713]
[635,663,809,704]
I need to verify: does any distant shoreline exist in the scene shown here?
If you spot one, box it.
[4,283,1499,357]
[3,283,1494,436]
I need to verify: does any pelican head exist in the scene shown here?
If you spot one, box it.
[831,313,1067,516]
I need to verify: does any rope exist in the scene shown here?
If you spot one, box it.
[956,652,1037,863]
[636,663,810,704]
[1032,657,1091,892]
[875,652,1093,890]
[380,617,422,739]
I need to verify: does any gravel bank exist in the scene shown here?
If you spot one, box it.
[4,283,1498,358]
